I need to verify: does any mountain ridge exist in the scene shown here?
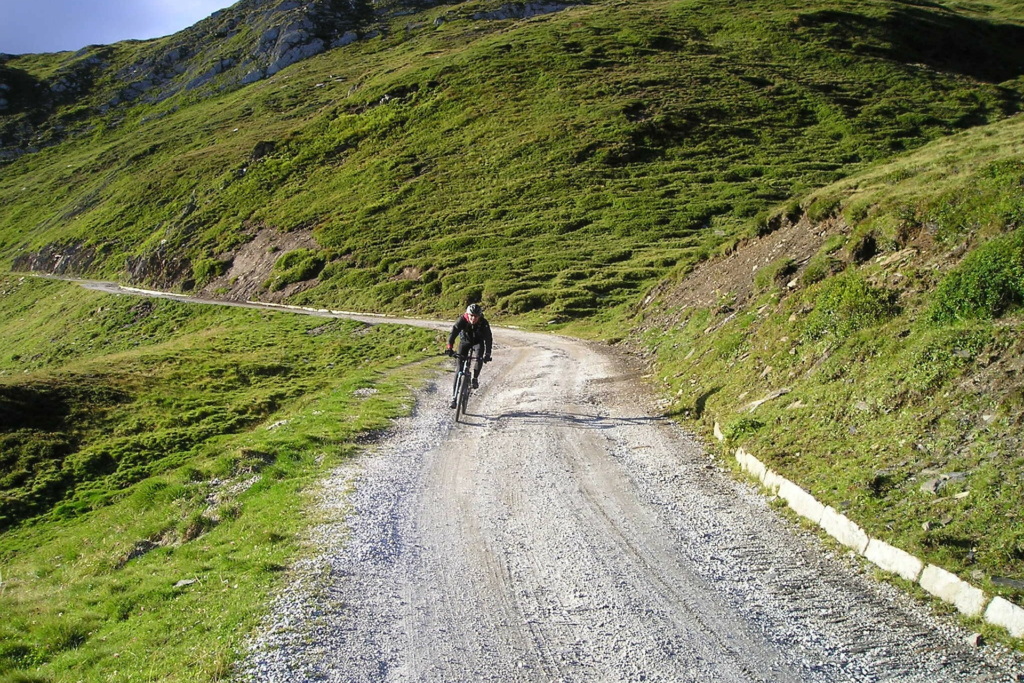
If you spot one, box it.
[0,0,578,162]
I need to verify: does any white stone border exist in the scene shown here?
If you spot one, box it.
[720,426,1023,640]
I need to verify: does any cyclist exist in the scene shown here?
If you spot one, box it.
[446,303,492,408]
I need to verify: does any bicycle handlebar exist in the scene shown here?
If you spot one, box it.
[444,350,490,362]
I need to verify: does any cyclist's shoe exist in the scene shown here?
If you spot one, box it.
[449,398,457,409]
[471,377,479,389]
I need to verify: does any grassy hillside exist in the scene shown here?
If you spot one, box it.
[637,111,1024,640]
[0,276,438,681]
[3,0,1024,324]
[3,0,1024,677]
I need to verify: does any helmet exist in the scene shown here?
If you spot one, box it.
[466,303,483,316]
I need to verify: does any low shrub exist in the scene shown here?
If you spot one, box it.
[723,416,765,441]
[930,229,1024,323]
[192,258,231,287]
[804,272,898,341]
[263,249,326,292]
[806,194,842,223]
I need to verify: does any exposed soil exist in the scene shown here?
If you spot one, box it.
[199,227,319,303]
[638,217,848,334]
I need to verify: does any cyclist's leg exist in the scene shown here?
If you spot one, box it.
[471,343,485,387]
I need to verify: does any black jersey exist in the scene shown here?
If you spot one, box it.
[448,313,493,356]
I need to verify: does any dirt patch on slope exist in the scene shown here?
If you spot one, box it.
[639,216,848,332]
[200,227,318,303]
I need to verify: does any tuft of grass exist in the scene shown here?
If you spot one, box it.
[803,271,898,341]
[754,257,798,292]
[263,249,327,292]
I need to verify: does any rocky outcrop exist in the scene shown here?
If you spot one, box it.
[11,242,102,275]
[104,0,376,108]
[0,48,112,159]
[124,244,194,290]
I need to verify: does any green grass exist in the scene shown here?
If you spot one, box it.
[637,110,1024,641]
[0,276,439,681]
[3,0,1023,325]
[4,0,1024,665]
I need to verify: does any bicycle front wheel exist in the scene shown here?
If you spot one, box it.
[460,375,471,417]
[454,373,467,423]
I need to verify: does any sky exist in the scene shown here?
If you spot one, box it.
[0,0,236,55]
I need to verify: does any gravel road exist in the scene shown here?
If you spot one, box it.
[235,326,1023,682]
[60,279,1023,680]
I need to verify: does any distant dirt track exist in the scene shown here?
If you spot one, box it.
[70,280,1024,681]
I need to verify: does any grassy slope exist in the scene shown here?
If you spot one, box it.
[2,0,1024,677]
[638,111,1024,640]
[0,276,439,681]
[2,0,1023,324]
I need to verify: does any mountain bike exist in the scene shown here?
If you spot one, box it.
[449,348,477,423]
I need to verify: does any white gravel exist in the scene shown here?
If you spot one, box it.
[232,329,1024,682]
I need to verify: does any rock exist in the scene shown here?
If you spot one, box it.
[864,539,924,582]
[918,471,965,495]
[267,38,325,76]
[713,422,724,442]
[919,565,987,617]
[742,387,791,413]
[174,578,199,588]
[985,596,1024,638]
[992,576,1024,591]
[242,69,266,85]
[473,2,575,21]
[333,31,359,48]
[965,633,984,648]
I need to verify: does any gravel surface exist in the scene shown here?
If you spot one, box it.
[233,328,1024,682]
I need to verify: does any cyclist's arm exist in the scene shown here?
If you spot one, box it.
[482,322,493,358]
[447,319,463,348]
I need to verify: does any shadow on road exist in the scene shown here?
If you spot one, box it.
[460,410,667,430]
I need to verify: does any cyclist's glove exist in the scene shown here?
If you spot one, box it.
[445,348,454,357]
